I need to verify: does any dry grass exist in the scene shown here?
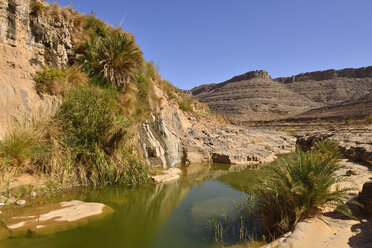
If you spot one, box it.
[34,65,88,96]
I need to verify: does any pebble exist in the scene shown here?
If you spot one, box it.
[30,191,37,197]
[16,199,26,206]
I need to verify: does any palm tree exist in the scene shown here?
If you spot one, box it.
[79,32,143,87]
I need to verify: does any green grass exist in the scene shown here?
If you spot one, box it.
[207,196,262,245]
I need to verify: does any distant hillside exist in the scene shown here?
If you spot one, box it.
[191,67,372,121]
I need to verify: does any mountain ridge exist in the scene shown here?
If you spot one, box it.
[191,66,372,121]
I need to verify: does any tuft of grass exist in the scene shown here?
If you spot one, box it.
[365,114,372,124]
[207,196,263,245]
[179,97,194,112]
[34,65,88,95]
[0,122,47,173]
[30,0,45,17]
[255,145,351,238]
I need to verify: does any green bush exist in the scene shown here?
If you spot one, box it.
[78,32,142,87]
[255,148,350,237]
[34,66,65,94]
[84,11,108,38]
[179,97,193,112]
[51,86,149,186]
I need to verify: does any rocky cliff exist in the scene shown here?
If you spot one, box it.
[191,67,372,122]
[0,0,77,139]
[139,85,295,168]
[0,0,296,169]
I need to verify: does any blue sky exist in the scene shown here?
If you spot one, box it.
[48,0,372,89]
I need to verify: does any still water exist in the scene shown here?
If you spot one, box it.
[2,162,272,248]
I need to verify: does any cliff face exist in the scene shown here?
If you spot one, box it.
[191,67,372,122]
[138,85,295,168]
[0,0,296,168]
[0,0,76,139]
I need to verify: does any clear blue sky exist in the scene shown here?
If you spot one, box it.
[48,0,372,89]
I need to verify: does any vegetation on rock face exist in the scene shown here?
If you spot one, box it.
[77,33,142,88]
[1,1,212,192]
[34,65,88,95]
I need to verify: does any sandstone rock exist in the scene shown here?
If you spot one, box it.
[138,85,296,169]
[296,126,372,164]
[16,199,26,206]
[358,181,372,217]
[0,0,70,139]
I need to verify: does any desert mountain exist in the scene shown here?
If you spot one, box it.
[191,67,372,121]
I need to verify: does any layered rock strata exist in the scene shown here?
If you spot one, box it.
[139,86,296,168]
[191,68,372,122]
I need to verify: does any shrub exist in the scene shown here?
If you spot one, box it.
[50,86,149,186]
[30,0,45,17]
[179,97,193,112]
[84,11,108,38]
[255,148,350,238]
[365,114,372,124]
[34,65,88,95]
[78,32,143,87]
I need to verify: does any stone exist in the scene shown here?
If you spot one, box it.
[30,191,37,197]
[3,200,113,239]
[16,199,26,206]
[358,181,372,217]
[296,126,372,165]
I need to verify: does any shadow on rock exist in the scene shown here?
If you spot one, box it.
[348,218,372,247]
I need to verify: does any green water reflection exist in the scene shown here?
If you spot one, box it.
[1,161,276,248]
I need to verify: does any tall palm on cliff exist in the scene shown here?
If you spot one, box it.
[79,32,143,87]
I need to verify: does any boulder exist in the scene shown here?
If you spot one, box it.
[359,181,372,217]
